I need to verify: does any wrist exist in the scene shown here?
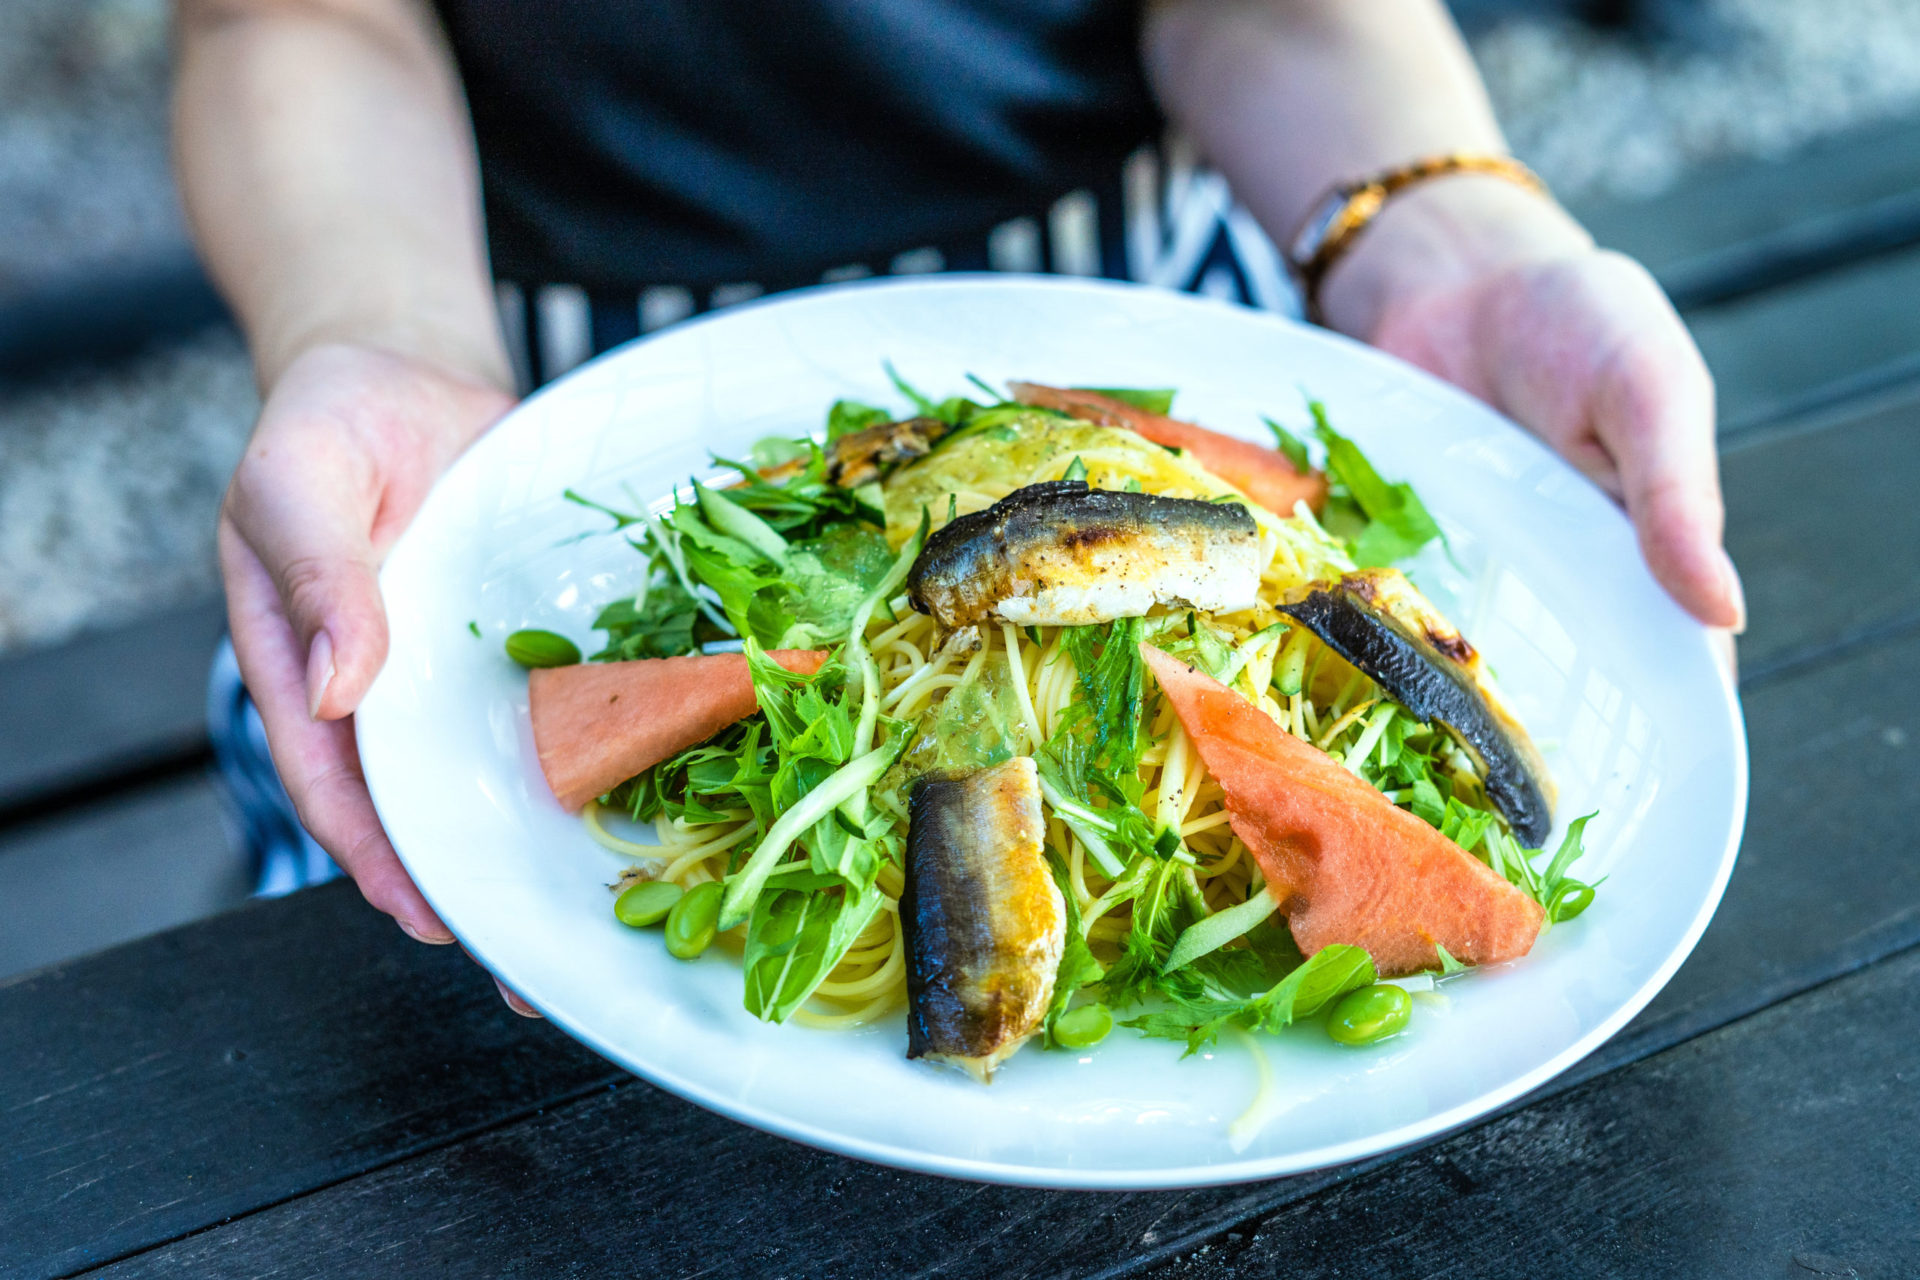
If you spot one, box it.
[255,296,515,403]
[262,338,518,456]
[1315,175,1592,342]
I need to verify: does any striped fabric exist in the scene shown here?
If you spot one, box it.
[211,143,1300,895]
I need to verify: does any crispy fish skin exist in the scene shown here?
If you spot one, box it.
[906,480,1261,628]
[903,757,1063,1082]
[825,416,949,488]
[1278,568,1557,845]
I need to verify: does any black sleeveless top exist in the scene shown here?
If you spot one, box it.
[431,0,1161,291]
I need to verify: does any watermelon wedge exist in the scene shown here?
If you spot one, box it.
[1140,644,1542,974]
[1009,383,1329,517]
[529,650,828,811]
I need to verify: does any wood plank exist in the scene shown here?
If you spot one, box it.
[1688,242,1920,434]
[0,598,226,818]
[0,773,247,980]
[0,880,620,1280]
[1722,383,1920,676]
[1133,945,1920,1280]
[1577,115,1920,309]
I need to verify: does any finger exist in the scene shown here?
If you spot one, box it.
[1712,629,1739,682]
[455,944,543,1018]
[495,977,543,1019]
[222,519,453,944]
[1592,335,1746,631]
[224,457,390,721]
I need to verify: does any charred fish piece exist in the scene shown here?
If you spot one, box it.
[903,757,1063,1082]
[825,415,949,488]
[907,480,1260,628]
[1278,568,1557,846]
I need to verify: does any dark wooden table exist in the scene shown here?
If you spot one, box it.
[7,122,1920,1279]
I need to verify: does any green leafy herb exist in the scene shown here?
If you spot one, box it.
[1540,813,1595,893]
[1165,612,1236,682]
[825,400,891,443]
[1042,852,1107,1047]
[748,434,813,472]
[1033,617,1168,882]
[696,480,791,565]
[1162,889,1280,974]
[1126,943,1376,1056]
[964,373,1006,403]
[1060,618,1148,782]
[717,642,909,932]
[590,578,713,661]
[781,524,898,647]
[884,360,979,426]
[1074,386,1177,415]
[707,448,880,539]
[1100,857,1185,1010]
[467,621,481,638]
[563,487,643,530]
[742,877,886,1022]
[1262,416,1312,474]
[1310,399,1442,567]
[1433,942,1470,976]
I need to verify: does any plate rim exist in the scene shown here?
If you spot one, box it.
[359,272,1750,1189]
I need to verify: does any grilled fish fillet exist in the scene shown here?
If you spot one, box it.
[902,757,1063,1082]
[1279,568,1557,845]
[906,480,1260,628]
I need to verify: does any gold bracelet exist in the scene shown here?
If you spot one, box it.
[1284,152,1549,325]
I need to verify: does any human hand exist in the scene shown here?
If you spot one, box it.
[219,342,533,1007]
[1323,178,1746,637]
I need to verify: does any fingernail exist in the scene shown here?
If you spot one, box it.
[399,919,455,946]
[1720,550,1748,635]
[307,630,336,720]
[495,977,542,1019]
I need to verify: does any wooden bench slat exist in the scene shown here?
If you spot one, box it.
[0,600,226,819]
[1722,384,1920,675]
[0,774,245,980]
[1576,115,1920,305]
[1691,244,1920,433]
[0,881,621,1280]
[1135,944,1920,1279]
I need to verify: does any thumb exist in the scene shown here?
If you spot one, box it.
[225,475,390,721]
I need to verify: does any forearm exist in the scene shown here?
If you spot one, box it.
[172,0,509,393]
[1142,0,1590,337]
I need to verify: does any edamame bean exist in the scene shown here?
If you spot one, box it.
[614,880,682,928]
[505,628,581,668]
[1053,1002,1113,1050]
[1549,880,1594,923]
[1326,983,1412,1047]
[664,881,724,959]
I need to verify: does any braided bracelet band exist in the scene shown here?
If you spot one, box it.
[1283,152,1549,325]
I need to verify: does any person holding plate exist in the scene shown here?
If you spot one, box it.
[172,0,1743,1012]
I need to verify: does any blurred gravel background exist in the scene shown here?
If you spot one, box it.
[3,0,1919,656]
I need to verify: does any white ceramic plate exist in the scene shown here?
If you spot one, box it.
[357,276,1747,1189]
